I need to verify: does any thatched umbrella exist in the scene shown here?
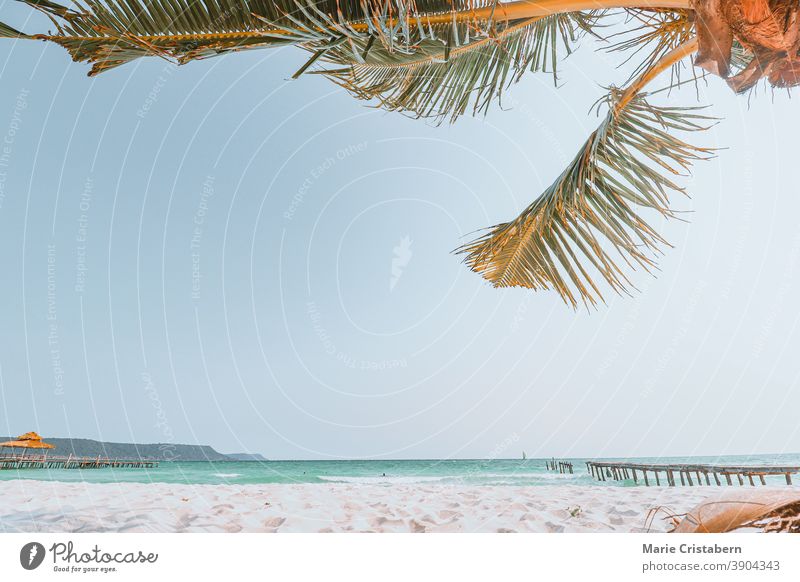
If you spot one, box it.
[0,432,55,459]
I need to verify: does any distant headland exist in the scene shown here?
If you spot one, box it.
[0,436,267,462]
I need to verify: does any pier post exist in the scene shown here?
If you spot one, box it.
[543,462,797,488]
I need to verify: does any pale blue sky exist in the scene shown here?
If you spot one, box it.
[0,3,798,459]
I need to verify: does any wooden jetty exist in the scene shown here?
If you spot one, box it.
[586,461,799,487]
[545,458,574,474]
[0,454,158,470]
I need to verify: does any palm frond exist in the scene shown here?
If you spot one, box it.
[3,0,301,74]
[3,0,602,107]
[456,92,713,308]
[5,0,468,75]
[607,9,755,88]
[306,11,598,123]
[729,41,755,73]
[0,20,30,38]
[607,9,693,83]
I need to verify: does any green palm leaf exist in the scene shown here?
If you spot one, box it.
[0,20,30,38]
[608,9,753,87]
[1,0,504,75]
[3,0,600,104]
[309,12,597,123]
[607,8,693,82]
[456,91,713,309]
[3,0,421,75]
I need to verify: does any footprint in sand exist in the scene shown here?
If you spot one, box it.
[263,516,286,529]
[369,516,405,530]
[408,519,426,533]
[177,513,196,529]
[437,510,462,520]
[212,504,235,515]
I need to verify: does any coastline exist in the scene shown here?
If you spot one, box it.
[0,480,778,533]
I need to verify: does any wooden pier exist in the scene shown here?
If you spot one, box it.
[545,458,574,474]
[0,454,158,470]
[587,461,799,487]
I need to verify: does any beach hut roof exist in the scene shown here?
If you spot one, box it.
[0,432,55,449]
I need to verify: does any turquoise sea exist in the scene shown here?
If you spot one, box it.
[0,454,798,486]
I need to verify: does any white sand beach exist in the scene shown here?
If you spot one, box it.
[0,480,768,533]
